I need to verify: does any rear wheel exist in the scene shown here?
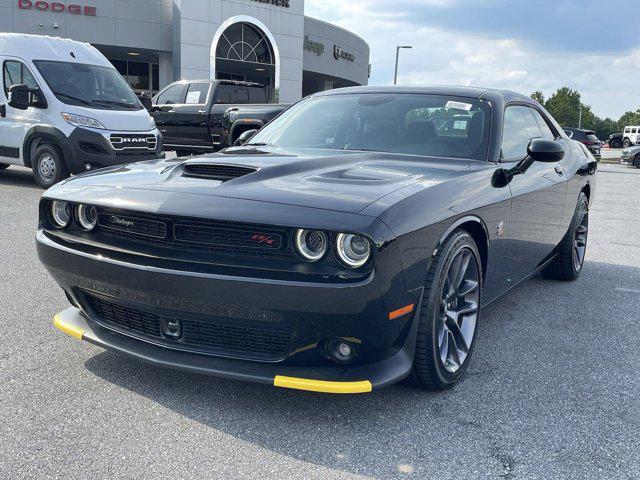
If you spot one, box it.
[32,144,68,188]
[542,192,589,281]
[407,230,482,390]
[611,139,622,149]
[623,138,631,148]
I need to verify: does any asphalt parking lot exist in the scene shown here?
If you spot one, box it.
[1,163,639,480]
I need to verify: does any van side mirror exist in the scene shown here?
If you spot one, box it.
[8,84,31,110]
[527,139,565,163]
[235,129,259,146]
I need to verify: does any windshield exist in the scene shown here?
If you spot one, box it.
[586,133,599,142]
[34,60,141,110]
[248,93,491,160]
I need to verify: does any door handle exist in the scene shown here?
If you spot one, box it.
[554,166,563,175]
[198,109,207,114]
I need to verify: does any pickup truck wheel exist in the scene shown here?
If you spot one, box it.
[611,139,622,149]
[0,163,9,170]
[406,230,482,390]
[32,144,68,189]
[623,139,631,148]
[542,193,589,281]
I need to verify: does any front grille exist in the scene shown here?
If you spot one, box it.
[110,134,157,152]
[182,164,257,181]
[96,209,292,257]
[82,292,293,361]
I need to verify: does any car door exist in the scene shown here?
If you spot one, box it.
[0,59,43,165]
[209,84,250,144]
[151,83,185,146]
[171,82,213,148]
[501,105,568,284]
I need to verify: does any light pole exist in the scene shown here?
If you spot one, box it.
[394,45,412,85]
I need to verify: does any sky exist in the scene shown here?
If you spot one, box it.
[306,0,640,119]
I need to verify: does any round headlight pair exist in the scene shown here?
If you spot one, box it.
[49,201,97,231]
[294,229,371,268]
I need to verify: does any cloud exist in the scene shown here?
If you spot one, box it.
[306,0,640,119]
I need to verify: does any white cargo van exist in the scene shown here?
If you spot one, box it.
[623,126,640,149]
[0,34,163,187]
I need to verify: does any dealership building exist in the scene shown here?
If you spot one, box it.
[0,0,371,102]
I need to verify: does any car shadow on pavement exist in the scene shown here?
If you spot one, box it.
[0,167,41,189]
[83,260,640,478]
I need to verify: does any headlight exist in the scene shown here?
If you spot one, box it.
[336,233,371,268]
[295,229,328,262]
[50,201,71,228]
[76,204,98,231]
[61,112,106,130]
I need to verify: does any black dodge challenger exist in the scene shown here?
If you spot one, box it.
[38,86,597,394]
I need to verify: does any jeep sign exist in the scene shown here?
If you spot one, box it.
[17,0,96,15]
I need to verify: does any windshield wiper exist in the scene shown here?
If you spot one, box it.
[90,100,138,110]
[53,92,95,107]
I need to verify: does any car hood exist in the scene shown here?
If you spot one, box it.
[50,147,475,214]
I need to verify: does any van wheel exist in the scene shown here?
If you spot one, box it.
[623,139,631,148]
[32,144,68,188]
[0,163,9,170]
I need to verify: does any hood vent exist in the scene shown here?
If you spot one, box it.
[182,164,258,182]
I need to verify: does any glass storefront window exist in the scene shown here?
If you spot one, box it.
[127,61,149,90]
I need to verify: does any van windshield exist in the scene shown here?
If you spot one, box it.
[34,60,141,110]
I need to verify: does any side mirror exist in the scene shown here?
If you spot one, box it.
[235,129,259,146]
[528,139,565,162]
[8,84,31,110]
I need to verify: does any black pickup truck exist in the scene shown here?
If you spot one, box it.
[151,79,289,156]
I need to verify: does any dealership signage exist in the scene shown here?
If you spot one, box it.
[17,0,96,15]
[304,36,324,56]
[247,0,290,7]
[334,45,355,62]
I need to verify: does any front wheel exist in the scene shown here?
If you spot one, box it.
[407,230,482,390]
[542,192,589,281]
[634,154,640,168]
[623,139,631,148]
[32,144,68,188]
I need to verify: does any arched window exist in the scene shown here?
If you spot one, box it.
[215,22,274,65]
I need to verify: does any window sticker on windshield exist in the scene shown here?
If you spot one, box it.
[445,101,473,111]
[185,91,201,104]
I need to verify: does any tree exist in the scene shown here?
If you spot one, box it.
[545,87,582,127]
[530,91,545,105]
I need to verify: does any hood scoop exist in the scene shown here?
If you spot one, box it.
[182,164,258,182]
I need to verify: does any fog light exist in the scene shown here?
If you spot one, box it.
[327,339,356,364]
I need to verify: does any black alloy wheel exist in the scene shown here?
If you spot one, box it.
[407,230,482,390]
[542,192,589,281]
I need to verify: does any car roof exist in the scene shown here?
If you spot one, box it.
[0,33,110,68]
[564,127,595,134]
[314,84,534,103]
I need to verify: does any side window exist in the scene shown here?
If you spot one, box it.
[248,86,267,103]
[215,84,233,104]
[215,85,250,104]
[530,108,555,140]
[232,88,249,104]
[501,105,543,160]
[3,61,22,95]
[155,84,183,105]
[184,82,210,105]
[633,128,638,134]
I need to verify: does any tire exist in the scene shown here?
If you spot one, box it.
[542,192,589,281]
[623,139,631,148]
[32,144,68,188]
[0,163,9,170]
[406,230,483,390]
[634,155,640,169]
[612,139,622,149]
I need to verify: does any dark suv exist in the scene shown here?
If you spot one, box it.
[564,127,601,160]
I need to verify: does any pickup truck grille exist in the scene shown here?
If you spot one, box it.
[182,164,257,181]
[81,291,293,361]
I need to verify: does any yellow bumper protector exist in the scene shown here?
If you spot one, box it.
[274,375,372,394]
[53,314,85,340]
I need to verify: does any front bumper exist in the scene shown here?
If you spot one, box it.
[59,127,164,174]
[38,229,422,393]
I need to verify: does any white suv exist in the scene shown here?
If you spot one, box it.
[623,126,640,148]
